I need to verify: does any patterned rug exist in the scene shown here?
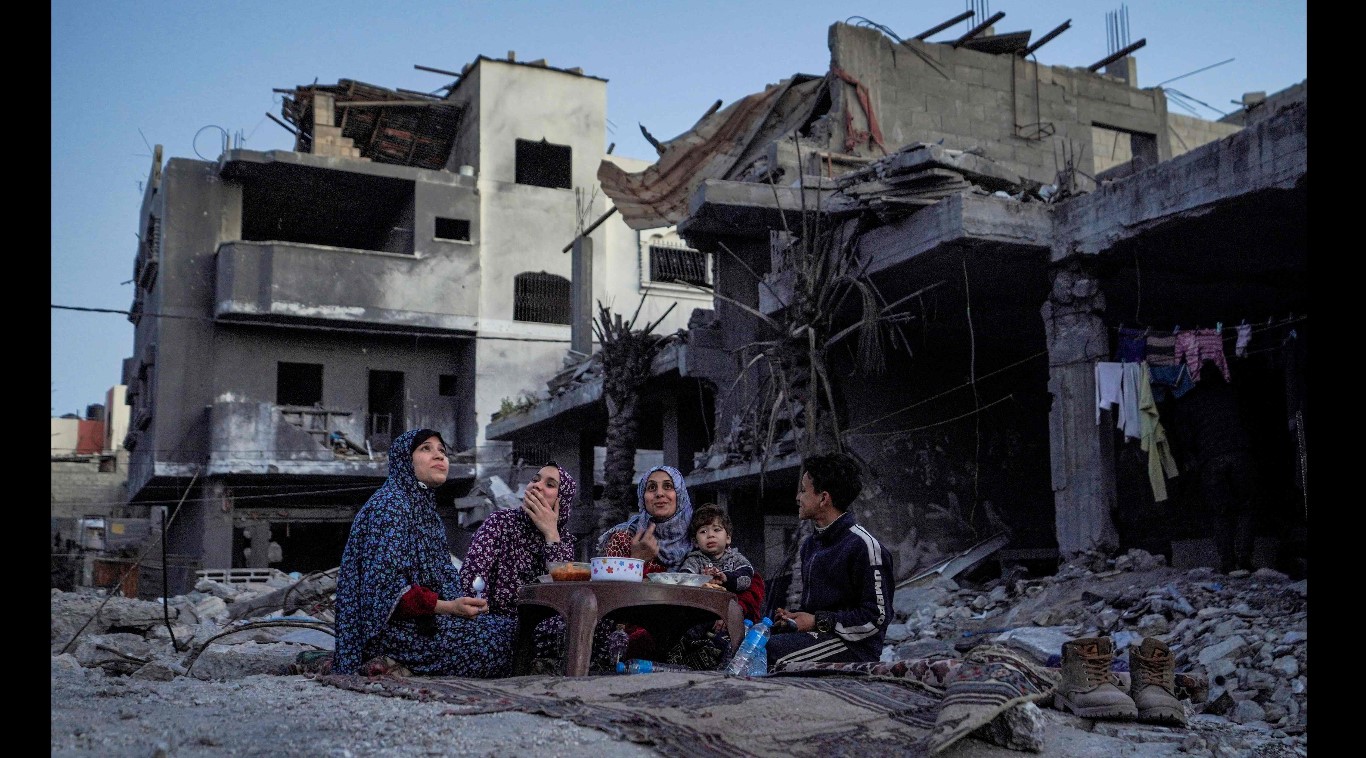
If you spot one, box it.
[315,644,1058,757]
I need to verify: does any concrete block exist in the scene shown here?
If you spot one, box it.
[957,100,988,122]
[992,626,1078,664]
[954,65,986,86]
[1104,83,1134,105]
[186,641,303,680]
[1130,90,1157,110]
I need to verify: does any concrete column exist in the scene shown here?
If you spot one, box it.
[1042,260,1118,559]
[570,236,593,356]
[544,431,598,559]
[661,387,707,475]
[201,478,236,572]
[245,522,271,569]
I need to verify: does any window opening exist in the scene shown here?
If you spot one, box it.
[435,217,471,242]
[649,244,711,288]
[513,272,572,325]
[514,139,572,189]
[367,370,405,450]
[277,362,323,406]
[439,375,458,396]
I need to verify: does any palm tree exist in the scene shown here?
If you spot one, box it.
[594,298,675,533]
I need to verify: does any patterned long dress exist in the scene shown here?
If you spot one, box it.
[333,429,515,676]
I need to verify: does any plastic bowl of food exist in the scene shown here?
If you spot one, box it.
[548,561,591,582]
[646,572,712,587]
[590,556,645,582]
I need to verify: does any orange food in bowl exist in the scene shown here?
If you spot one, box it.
[549,563,591,581]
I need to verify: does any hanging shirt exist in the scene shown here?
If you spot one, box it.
[1119,362,1143,440]
[1175,329,1231,383]
[1145,334,1178,366]
[1095,362,1124,425]
[1148,363,1196,403]
[1137,362,1180,502]
[1116,327,1148,363]
[1235,323,1253,358]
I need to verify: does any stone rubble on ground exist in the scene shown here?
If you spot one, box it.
[51,550,1308,756]
[887,549,1306,755]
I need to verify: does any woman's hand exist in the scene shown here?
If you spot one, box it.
[522,486,561,542]
[436,597,488,619]
[629,522,659,561]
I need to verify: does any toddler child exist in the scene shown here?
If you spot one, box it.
[668,503,762,670]
[680,503,755,593]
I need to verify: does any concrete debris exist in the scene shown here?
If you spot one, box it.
[52,571,341,683]
[48,547,1306,755]
[885,548,1306,753]
[973,700,1046,751]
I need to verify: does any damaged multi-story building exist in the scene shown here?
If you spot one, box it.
[119,53,711,593]
[487,17,1307,583]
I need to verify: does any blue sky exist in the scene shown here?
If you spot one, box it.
[50,0,1306,419]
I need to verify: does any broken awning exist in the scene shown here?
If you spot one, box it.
[598,74,827,230]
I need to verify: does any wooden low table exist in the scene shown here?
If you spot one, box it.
[514,580,745,676]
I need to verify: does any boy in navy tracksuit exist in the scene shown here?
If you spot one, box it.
[768,452,894,668]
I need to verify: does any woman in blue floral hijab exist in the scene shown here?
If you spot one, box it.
[333,428,515,676]
[595,464,695,572]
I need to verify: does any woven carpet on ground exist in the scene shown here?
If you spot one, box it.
[314,645,1058,757]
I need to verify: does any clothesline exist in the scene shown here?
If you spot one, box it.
[1108,313,1307,337]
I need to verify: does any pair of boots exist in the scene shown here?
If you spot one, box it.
[1054,636,1186,726]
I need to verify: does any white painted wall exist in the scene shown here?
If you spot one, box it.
[600,155,711,337]
[452,59,714,454]
[104,385,129,453]
[51,417,80,456]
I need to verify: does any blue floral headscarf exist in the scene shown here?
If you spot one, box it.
[595,464,695,570]
[333,428,459,674]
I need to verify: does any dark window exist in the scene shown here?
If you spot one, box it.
[439,374,458,396]
[136,215,160,290]
[434,217,471,242]
[513,441,553,469]
[649,244,711,288]
[277,362,323,406]
[513,272,572,324]
[367,370,405,451]
[514,139,572,189]
[240,172,416,254]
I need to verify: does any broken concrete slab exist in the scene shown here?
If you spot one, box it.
[990,626,1078,665]
[185,642,309,681]
[973,701,1046,751]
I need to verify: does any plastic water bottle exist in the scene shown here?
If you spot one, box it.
[616,658,655,674]
[725,617,773,676]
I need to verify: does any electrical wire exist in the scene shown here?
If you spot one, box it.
[51,304,577,344]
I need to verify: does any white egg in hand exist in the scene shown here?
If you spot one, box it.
[472,575,486,599]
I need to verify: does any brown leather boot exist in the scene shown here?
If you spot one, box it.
[1053,636,1138,720]
[1129,638,1187,726]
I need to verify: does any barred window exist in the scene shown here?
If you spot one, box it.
[648,244,710,288]
[513,272,572,325]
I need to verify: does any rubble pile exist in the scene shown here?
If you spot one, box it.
[52,552,1307,755]
[51,570,336,682]
[887,549,1307,755]
[813,141,1048,224]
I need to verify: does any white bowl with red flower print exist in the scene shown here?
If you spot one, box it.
[590,556,645,582]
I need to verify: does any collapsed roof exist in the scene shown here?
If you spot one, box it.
[280,79,464,171]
